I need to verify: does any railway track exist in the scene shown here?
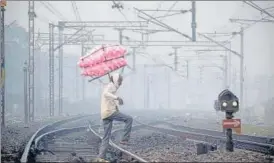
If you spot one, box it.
[21,115,148,162]
[109,120,274,162]
[20,114,96,162]
[112,126,269,162]
[34,124,147,162]
[149,121,274,145]
[145,121,274,156]
[21,114,274,162]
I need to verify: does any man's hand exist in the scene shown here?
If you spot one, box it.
[117,97,124,105]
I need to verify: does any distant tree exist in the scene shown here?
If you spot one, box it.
[4,23,43,113]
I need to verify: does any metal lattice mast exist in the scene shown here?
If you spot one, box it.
[1,3,6,127]
[28,0,35,121]
[191,1,196,41]
[49,24,54,116]
[58,22,64,115]
[81,42,85,101]
[23,62,29,124]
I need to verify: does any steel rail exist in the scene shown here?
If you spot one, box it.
[20,114,94,162]
[133,120,274,156]
[34,126,88,149]
[148,121,274,145]
[88,123,148,162]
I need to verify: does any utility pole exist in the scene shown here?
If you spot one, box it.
[240,27,244,110]
[146,75,150,109]
[49,23,55,116]
[185,60,189,79]
[0,1,6,127]
[224,54,229,89]
[191,1,197,41]
[131,47,137,71]
[167,68,170,109]
[199,66,203,83]
[23,62,29,124]
[58,22,64,116]
[172,47,180,71]
[75,64,79,100]
[227,42,232,89]
[81,42,85,101]
[28,0,35,121]
[116,28,124,45]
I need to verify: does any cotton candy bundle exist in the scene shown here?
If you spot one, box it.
[81,58,127,77]
[78,45,128,77]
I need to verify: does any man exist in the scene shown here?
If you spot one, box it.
[97,73,133,162]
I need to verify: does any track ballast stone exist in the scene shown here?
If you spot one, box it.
[112,129,268,162]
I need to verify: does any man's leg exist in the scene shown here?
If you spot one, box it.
[98,118,113,159]
[110,111,133,142]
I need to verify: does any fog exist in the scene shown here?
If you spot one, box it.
[3,1,274,125]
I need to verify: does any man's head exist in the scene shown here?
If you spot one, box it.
[110,73,123,87]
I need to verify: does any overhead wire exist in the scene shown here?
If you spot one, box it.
[244,1,274,19]
[159,1,179,21]
[71,1,81,21]
[200,1,271,45]
[39,2,67,21]
[44,2,68,20]
[111,1,146,36]
[146,1,164,22]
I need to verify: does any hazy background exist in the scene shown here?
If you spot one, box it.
[3,1,274,123]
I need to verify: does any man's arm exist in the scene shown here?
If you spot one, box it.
[103,84,123,105]
[103,84,118,100]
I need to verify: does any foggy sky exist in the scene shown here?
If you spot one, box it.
[4,1,274,111]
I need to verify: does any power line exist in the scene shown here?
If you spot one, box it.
[244,1,274,19]
[39,2,67,21]
[159,1,179,20]
[71,2,81,21]
[147,1,164,21]
[45,2,67,20]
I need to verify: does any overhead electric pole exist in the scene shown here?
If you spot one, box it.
[116,28,124,45]
[172,47,180,71]
[1,0,6,127]
[240,27,244,110]
[81,42,85,101]
[185,60,189,79]
[131,47,137,71]
[23,62,29,124]
[167,68,171,109]
[49,23,55,116]
[223,55,229,89]
[191,1,197,41]
[28,0,36,121]
[58,22,64,115]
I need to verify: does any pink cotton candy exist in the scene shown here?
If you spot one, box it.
[78,45,128,77]
[81,58,127,77]
[79,45,127,68]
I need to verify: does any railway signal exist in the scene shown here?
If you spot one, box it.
[222,119,241,128]
[223,119,241,135]
[217,89,240,152]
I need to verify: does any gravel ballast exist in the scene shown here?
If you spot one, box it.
[1,116,69,163]
[112,129,268,162]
